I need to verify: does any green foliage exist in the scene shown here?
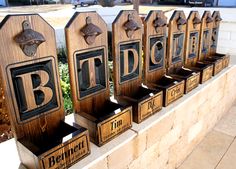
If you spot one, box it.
[58,62,73,114]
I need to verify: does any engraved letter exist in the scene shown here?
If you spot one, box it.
[79,55,103,89]
[48,156,55,168]
[150,41,163,64]
[122,48,139,76]
[16,70,53,112]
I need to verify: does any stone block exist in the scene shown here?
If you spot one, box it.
[188,121,203,143]
[146,111,175,148]
[89,158,108,169]
[132,132,147,159]
[159,125,182,154]
[128,141,160,169]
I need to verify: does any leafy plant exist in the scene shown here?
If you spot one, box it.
[58,61,73,114]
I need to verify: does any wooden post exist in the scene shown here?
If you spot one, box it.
[0,14,90,169]
[65,12,132,146]
[184,11,214,84]
[112,10,162,123]
[199,11,224,76]
[133,0,139,14]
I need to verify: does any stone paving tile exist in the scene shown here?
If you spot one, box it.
[215,105,236,137]
[216,138,236,169]
[178,130,234,169]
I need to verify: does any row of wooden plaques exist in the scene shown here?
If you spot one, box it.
[0,10,229,169]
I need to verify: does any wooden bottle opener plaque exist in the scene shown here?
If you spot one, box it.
[143,10,184,107]
[0,14,90,169]
[112,10,162,123]
[65,12,132,146]
[210,11,230,68]
[167,11,200,94]
[185,11,213,84]
[199,11,224,76]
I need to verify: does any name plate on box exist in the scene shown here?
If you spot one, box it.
[186,73,200,93]
[214,60,223,75]
[98,107,132,144]
[139,93,162,122]
[202,66,213,83]
[166,82,184,105]
[223,56,230,68]
[40,133,90,169]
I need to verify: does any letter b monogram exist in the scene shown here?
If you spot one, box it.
[11,60,58,121]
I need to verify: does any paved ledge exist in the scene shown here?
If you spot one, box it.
[1,62,235,169]
[179,103,236,169]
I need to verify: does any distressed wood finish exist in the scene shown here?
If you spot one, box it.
[199,11,224,76]
[0,14,90,169]
[65,12,132,146]
[143,10,183,107]
[167,11,200,94]
[185,11,213,84]
[113,10,161,123]
[210,11,230,68]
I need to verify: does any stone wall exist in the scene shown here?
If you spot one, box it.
[69,64,236,169]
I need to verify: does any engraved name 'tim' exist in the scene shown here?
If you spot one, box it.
[111,119,123,131]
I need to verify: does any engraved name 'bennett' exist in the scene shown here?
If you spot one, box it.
[47,140,85,168]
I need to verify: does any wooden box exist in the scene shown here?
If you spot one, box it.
[167,11,200,94]
[0,14,90,169]
[65,12,132,146]
[184,11,214,84]
[112,10,162,123]
[143,10,184,107]
[198,11,224,76]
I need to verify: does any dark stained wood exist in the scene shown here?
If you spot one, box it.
[184,11,214,84]
[0,14,90,169]
[65,12,109,114]
[143,10,167,84]
[185,11,201,67]
[198,11,224,76]
[113,10,143,97]
[0,14,63,142]
[199,11,213,60]
[167,11,200,94]
[65,12,132,146]
[167,10,186,73]
[113,10,163,123]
